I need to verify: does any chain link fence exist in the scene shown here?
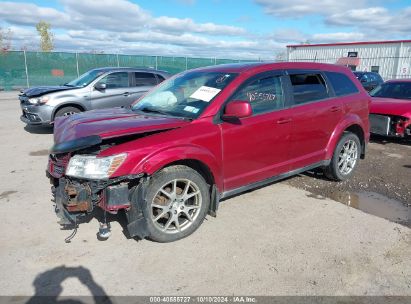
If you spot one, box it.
[0,51,256,91]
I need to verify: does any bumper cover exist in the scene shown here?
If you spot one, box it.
[20,102,53,125]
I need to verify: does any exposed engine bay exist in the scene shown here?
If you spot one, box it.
[369,114,411,137]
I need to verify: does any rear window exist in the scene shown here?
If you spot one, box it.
[325,72,359,96]
[290,73,329,104]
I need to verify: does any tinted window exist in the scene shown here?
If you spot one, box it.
[325,72,359,96]
[370,82,411,100]
[98,72,129,89]
[290,73,328,104]
[156,74,165,82]
[135,72,157,86]
[230,75,284,115]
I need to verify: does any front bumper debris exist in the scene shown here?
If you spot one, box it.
[49,170,147,238]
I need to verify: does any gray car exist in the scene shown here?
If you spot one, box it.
[19,67,170,126]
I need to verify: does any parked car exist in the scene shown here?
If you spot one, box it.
[353,71,384,92]
[47,62,370,243]
[19,67,170,126]
[369,79,411,138]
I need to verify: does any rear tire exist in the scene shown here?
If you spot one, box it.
[324,132,361,181]
[54,106,81,119]
[142,165,210,243]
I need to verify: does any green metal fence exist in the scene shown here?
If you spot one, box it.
[0,51,256,91]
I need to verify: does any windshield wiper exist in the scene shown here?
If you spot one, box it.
[137,106,170,116]
[136,106,193,121]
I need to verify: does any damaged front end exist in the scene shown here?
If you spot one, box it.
[369,114,411,138]
[47,136,152,241]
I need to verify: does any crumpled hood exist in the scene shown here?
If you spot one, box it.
[370,97,411,117]
[21,85,75,97]
[53,107,190,145]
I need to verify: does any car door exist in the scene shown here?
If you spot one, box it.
[220,71,294,191]
[89,72,131,109]
[285,70,344,170]
[126,72,160,106]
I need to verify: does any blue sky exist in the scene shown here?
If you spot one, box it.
[1,0,411,59]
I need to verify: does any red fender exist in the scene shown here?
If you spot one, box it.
[131,144,223,192]
[325,114,369,160]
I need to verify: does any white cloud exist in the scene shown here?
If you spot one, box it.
[311,32,365,43]
[0,2,72,28]
[326,6,411,34]
[0,0,260,58]
[152,16,246,36]
[254,0,366,17]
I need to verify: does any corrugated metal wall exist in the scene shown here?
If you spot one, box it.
[287,42,411,80]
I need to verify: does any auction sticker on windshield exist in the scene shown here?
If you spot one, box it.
[190,86,221,102]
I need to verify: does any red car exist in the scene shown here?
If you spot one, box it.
[47,62,370,242]
[369,79,411,138]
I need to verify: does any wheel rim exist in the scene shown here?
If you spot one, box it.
[338,139,358,175]
[151,179,202,234]
[62,111,77,116]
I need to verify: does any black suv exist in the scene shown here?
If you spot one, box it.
[353,71,384,92]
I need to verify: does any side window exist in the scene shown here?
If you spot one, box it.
[134,72,158,86]
[289,73,329,104]
[230,75,284,115]
[156,74,165,82]
[325,72,359,96]
[98,72,129,89]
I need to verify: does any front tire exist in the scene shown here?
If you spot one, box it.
[142,165,210,243]
[324,132,361,181]
[54,106,81,119]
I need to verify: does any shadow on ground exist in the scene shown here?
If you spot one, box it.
[26,265,113,304]
[24,125,53,135]
[370,134,411,146]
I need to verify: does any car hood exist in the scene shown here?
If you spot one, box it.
[21,85,75,97]
[53,107,190,149]
[370,97,411,117]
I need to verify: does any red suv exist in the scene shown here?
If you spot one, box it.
[47,62,370,242]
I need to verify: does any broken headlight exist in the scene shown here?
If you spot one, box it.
[65,153,127,180]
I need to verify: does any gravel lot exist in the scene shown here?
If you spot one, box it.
[0,92,410,297]
[286,136,411,227]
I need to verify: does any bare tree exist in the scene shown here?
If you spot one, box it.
[0,27,13,52]
[36,21,54,52]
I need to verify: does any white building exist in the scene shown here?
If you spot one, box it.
[286,40,411,80]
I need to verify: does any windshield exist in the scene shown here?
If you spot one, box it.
[370,82,411,100]
[66,70,105,87]
[132,71,237,119]
[353,72,364,80]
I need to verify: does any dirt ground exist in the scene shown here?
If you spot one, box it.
[0,92,410,298]
[286,136,411,226]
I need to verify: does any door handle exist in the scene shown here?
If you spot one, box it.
[276,118,292,124]
[330,106,341,112]
[123,92,131,96]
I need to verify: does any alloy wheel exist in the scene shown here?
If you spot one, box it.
[338,139,358,175]
[151,179,202,234]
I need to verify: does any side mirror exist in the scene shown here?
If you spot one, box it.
[222,100,252,120]
[94,82,106,91]
[360,78,367,83]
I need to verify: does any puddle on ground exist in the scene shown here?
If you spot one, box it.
[308,191,411,227]
[29,149,49,156]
